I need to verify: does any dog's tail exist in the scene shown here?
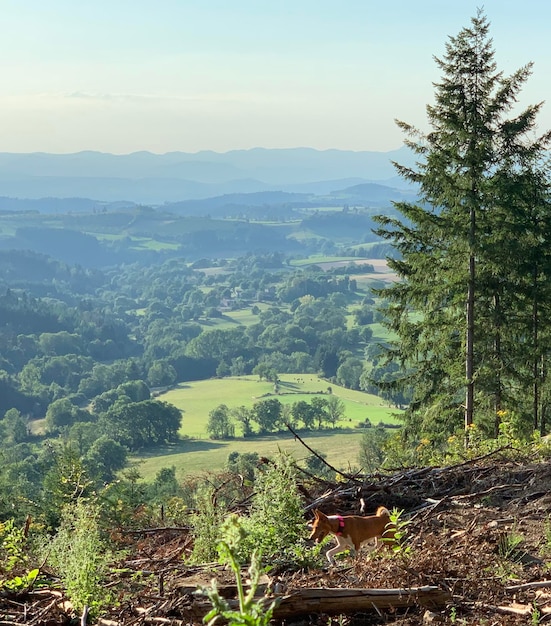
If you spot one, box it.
[376,506,390,517]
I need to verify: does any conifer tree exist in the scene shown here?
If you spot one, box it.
[374,10,551,441]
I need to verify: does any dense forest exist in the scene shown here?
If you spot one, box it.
[0,231,401,527]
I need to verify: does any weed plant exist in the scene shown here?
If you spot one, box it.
[189,485,227,563]
[0,518,42,593]
[202,515,280,626]
[497,526,525,563]
[384,508,411,558]
[0,519,28,572]
[45,500,114,620]
[237,453,310,567]
[189,453,314,569]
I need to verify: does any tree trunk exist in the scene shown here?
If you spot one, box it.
[533,265,540,431]
[465,223,476,436]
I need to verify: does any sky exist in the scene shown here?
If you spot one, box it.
[1,0,551,155]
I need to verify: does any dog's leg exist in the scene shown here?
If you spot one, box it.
[366,537,379,552]
[326,536,349,566]
[326,546,338,566]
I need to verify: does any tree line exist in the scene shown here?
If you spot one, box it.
[205,394,346,439]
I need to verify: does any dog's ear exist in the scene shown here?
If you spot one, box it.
[313,509,320,519]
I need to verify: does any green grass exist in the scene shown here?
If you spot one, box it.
[159,374,400,438]
[132,429,369,482]
[290,255,360,267]
[131,375,402,480]
[197,305,273,330]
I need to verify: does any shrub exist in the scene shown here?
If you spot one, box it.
[238,453,309,567]
[188,485,227,564]
[45,500,113,619]
[188,453,311,569]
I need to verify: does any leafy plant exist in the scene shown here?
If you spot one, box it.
[0,568,40,592]
[0,518,28,572]
[532,602,541,625]
[188,484,226,564]
[383,507,411,557]
[238,453,309,567]
[189,453,310,568]
[0,518,45,594]
[202,515,280,626]
[497,526,524,563]
[46,499,113,619]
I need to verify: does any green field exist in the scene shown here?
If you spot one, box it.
[290,255,360,267]
[131,375,402,480]
[132,430,367,482]
[160,374,399,437]
[195,304,273,330]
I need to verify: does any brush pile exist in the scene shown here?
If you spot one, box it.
[3,449,551,625]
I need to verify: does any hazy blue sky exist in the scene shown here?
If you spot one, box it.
[2,1,550,154]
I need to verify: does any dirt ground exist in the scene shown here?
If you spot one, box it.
[4,451,551,625]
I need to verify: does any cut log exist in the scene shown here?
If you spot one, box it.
[270,586,451,617]
[180,585,451,620]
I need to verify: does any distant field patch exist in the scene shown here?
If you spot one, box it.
[131,429,367,481]
[290,255,359,267]
[136,239,180,251]
[90,233,179,250]
[193,304,274,331]
[159,374,401,439]
[290,256,397,282]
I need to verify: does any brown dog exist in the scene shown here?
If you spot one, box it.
[308,506,395,565]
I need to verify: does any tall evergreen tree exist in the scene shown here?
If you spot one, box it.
[373,10,551,442]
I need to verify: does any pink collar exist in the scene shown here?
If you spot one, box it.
[336,515,345,536]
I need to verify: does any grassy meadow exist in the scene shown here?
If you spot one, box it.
[133,430,366,482]
[132,374,402,481]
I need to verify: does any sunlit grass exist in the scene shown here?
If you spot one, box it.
[131,429,368,481]
[159,374,401,439]
[146,375,402,479]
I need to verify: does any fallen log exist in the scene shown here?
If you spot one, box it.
[274,586,451,618]
[178,585,451,621]
[270,586,451,617]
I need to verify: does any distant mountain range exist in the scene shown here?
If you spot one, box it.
[0,146,417,205]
